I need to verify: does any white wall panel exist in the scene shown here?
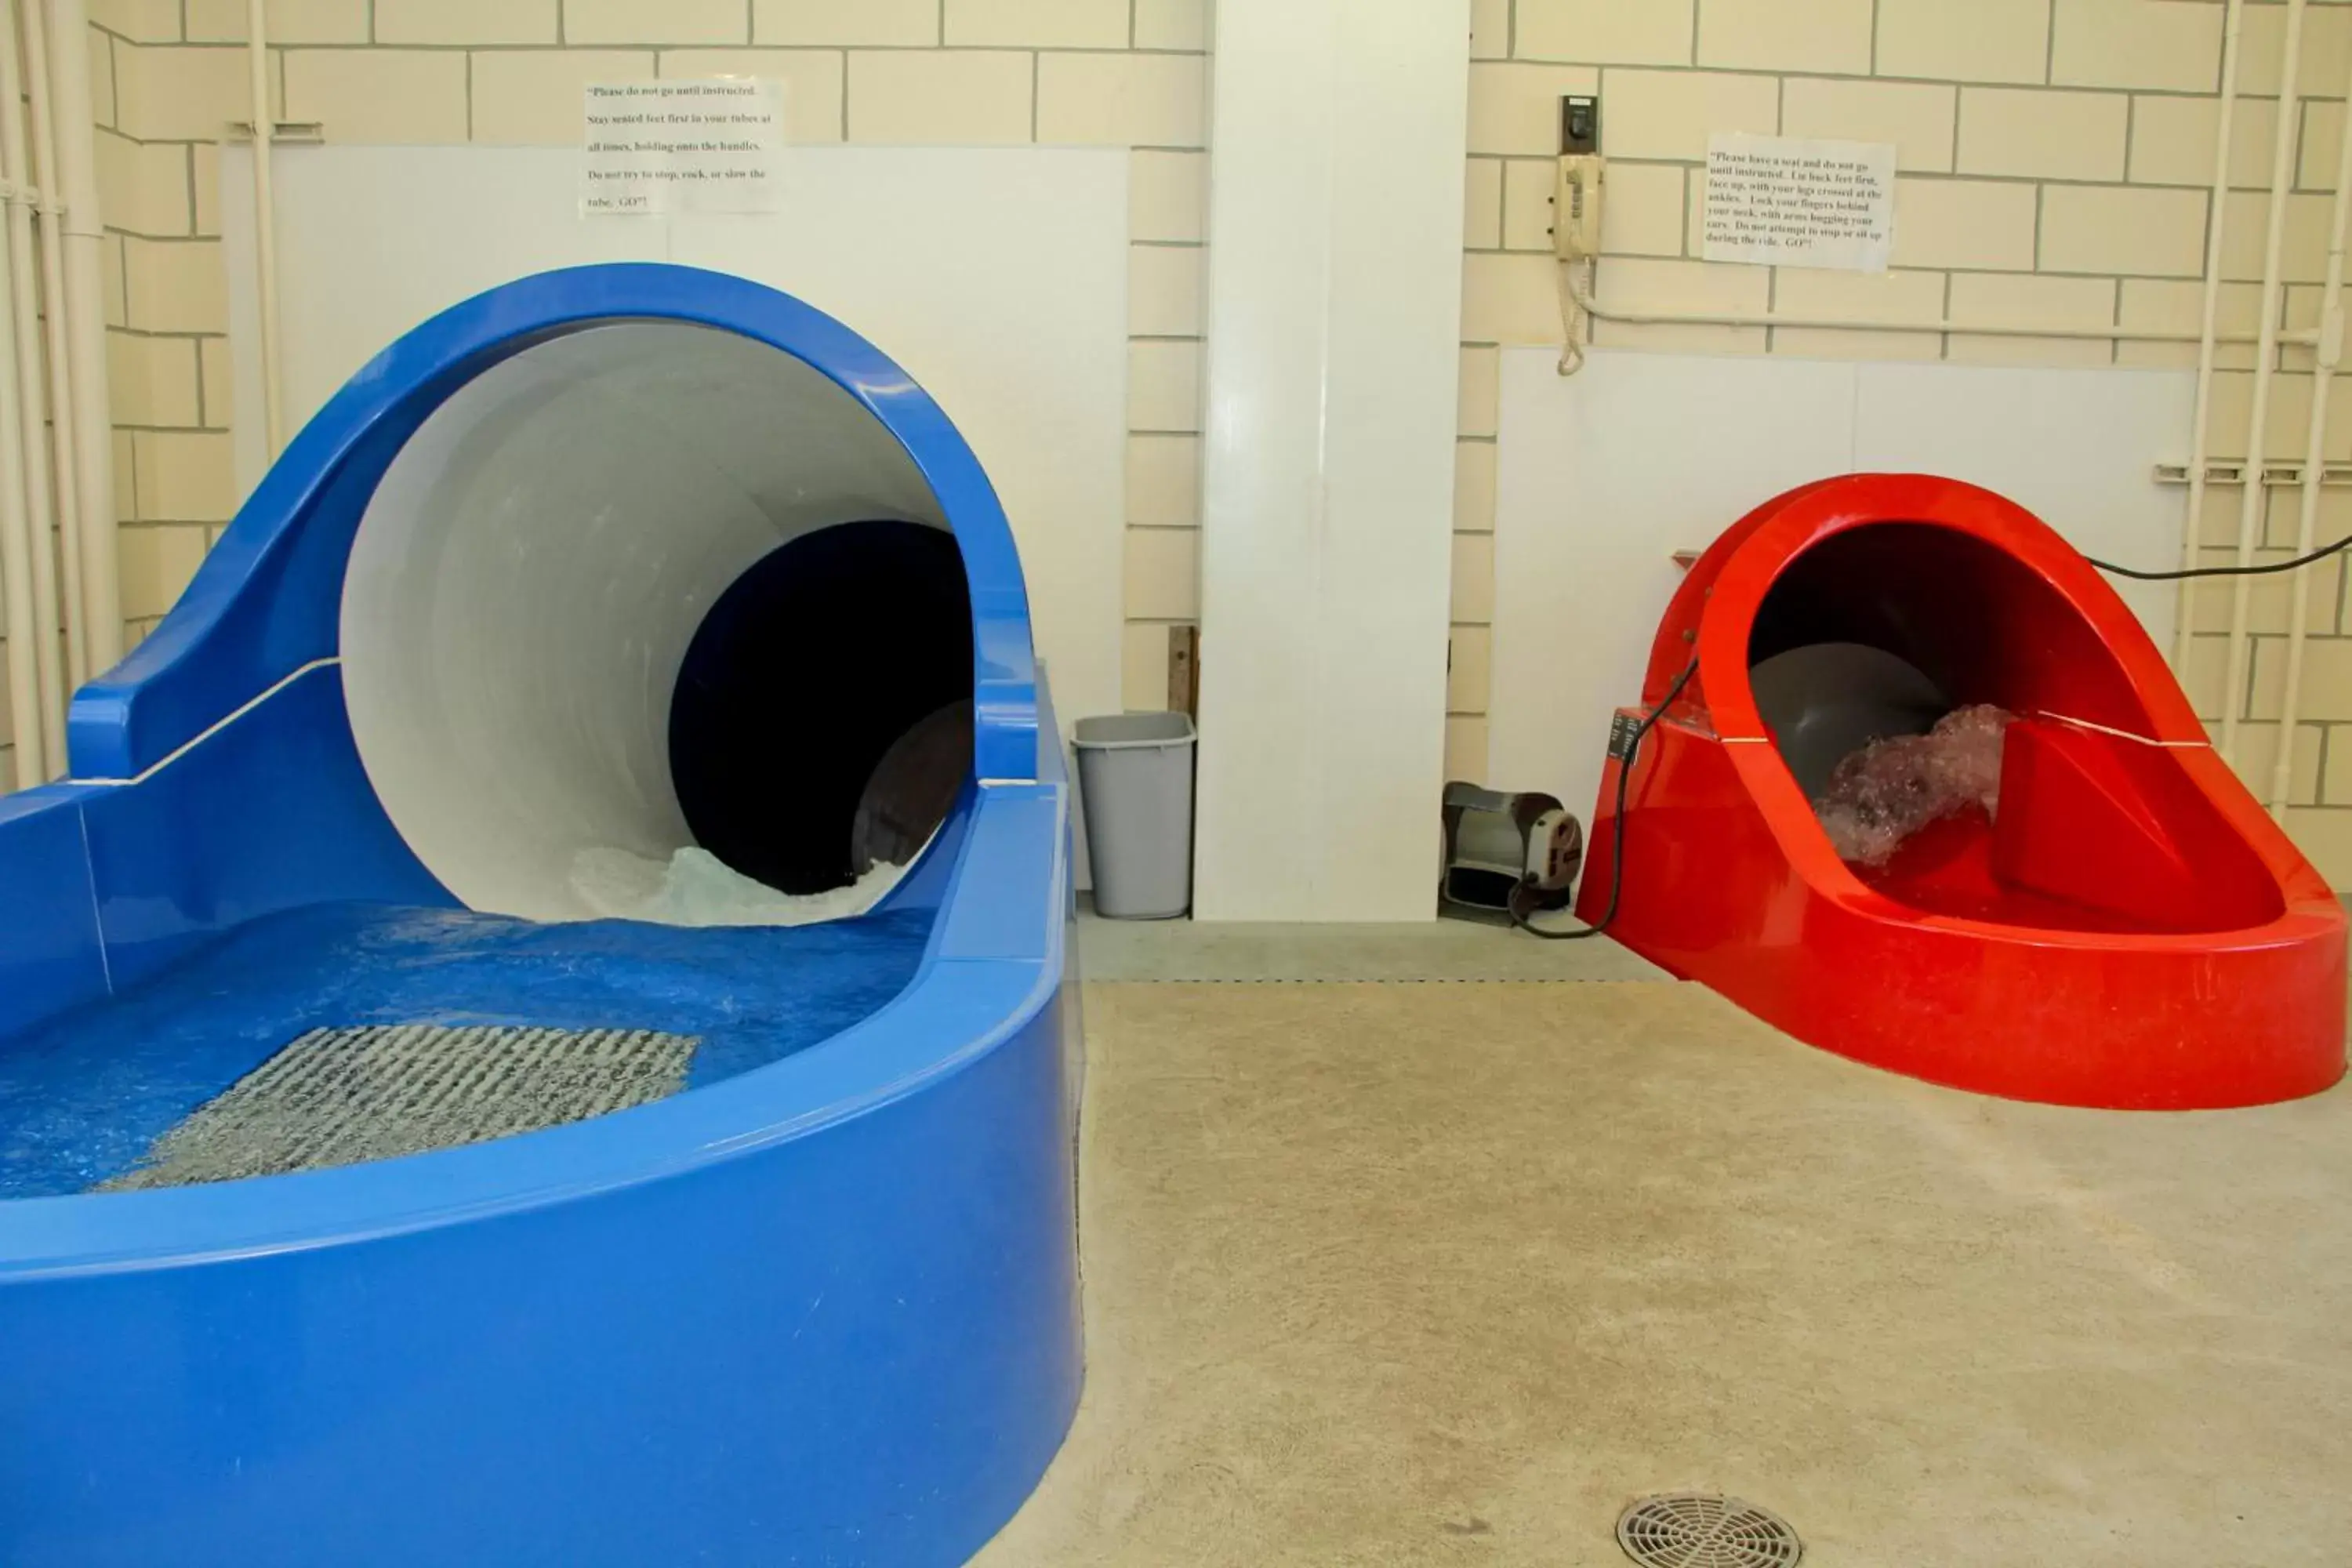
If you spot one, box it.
[220,143,1131,763]
[1490,347,2192,826]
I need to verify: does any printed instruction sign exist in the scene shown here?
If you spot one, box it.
[1700,132,1895,272]
[581,79,785,216]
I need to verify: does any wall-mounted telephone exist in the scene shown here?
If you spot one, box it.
[1554,94,1604,260]
[1553,95,1604,375]
[1553,154,1605,261]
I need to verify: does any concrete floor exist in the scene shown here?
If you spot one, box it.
[1076,906,1670,982]
[974,921,2352,1566]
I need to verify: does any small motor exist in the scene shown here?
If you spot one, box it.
[1439,783,1584,921]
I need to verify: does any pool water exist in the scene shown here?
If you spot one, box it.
[0,901,934,1200]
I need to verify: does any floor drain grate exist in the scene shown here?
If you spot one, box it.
[1616,1493,1802,1567]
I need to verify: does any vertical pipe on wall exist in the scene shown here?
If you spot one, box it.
[2174,0,2248,671]
[2264,49,2352,817]
[0,10,44,779]
[2220,0,2308,766]
[0,309,39,781]
[245,0,282,453]
[43,0,118,673]
[16,0,83,691]
[2,0,64,771]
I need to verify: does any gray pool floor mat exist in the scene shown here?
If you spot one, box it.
[100,1024,697,1191]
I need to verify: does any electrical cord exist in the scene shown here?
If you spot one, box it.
[2089,531,2352,580]
[1511,656,1699,941]
[1554,256,1590,377]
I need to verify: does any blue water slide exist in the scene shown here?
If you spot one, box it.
[0,264,1080,1566]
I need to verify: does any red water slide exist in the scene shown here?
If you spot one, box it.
[1581,474,2345,1110]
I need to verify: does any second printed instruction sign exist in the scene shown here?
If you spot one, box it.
[1701,133,1894,272]
[582,79,785,216]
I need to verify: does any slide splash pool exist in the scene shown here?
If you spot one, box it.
[1581,474,2344,1110]
[0,264,1081,1566]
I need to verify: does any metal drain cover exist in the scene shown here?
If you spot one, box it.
[1617,1492,1802,1567]
[100,1024,696,1190]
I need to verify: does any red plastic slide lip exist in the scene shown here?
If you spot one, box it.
[1664,474,2335,944]
[1689,475,2201,744]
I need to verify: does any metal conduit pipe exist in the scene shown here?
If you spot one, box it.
[0,13,41,779]
[246,0,283,454]
[43,0,118,673]
[0,268,38,780]
[16,0,82,690]
[2265,45,2352,816]
[2220,0,2310,767]
[2176,0,2249,671]
[0,0,61,773]
[1563,269,2317,352]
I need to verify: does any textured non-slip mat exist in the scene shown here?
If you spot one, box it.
[100,1024,697,1190]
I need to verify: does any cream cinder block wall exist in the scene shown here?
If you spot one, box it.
[1450,0,2352,885]
[78,0,1208,717]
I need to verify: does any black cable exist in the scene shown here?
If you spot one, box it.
[1511,656,1699,942]
[2089,530,2352,580]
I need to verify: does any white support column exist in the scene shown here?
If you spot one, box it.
[1192,0,1470,922]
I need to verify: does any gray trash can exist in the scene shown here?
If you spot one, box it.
[1073,713,1196,919]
